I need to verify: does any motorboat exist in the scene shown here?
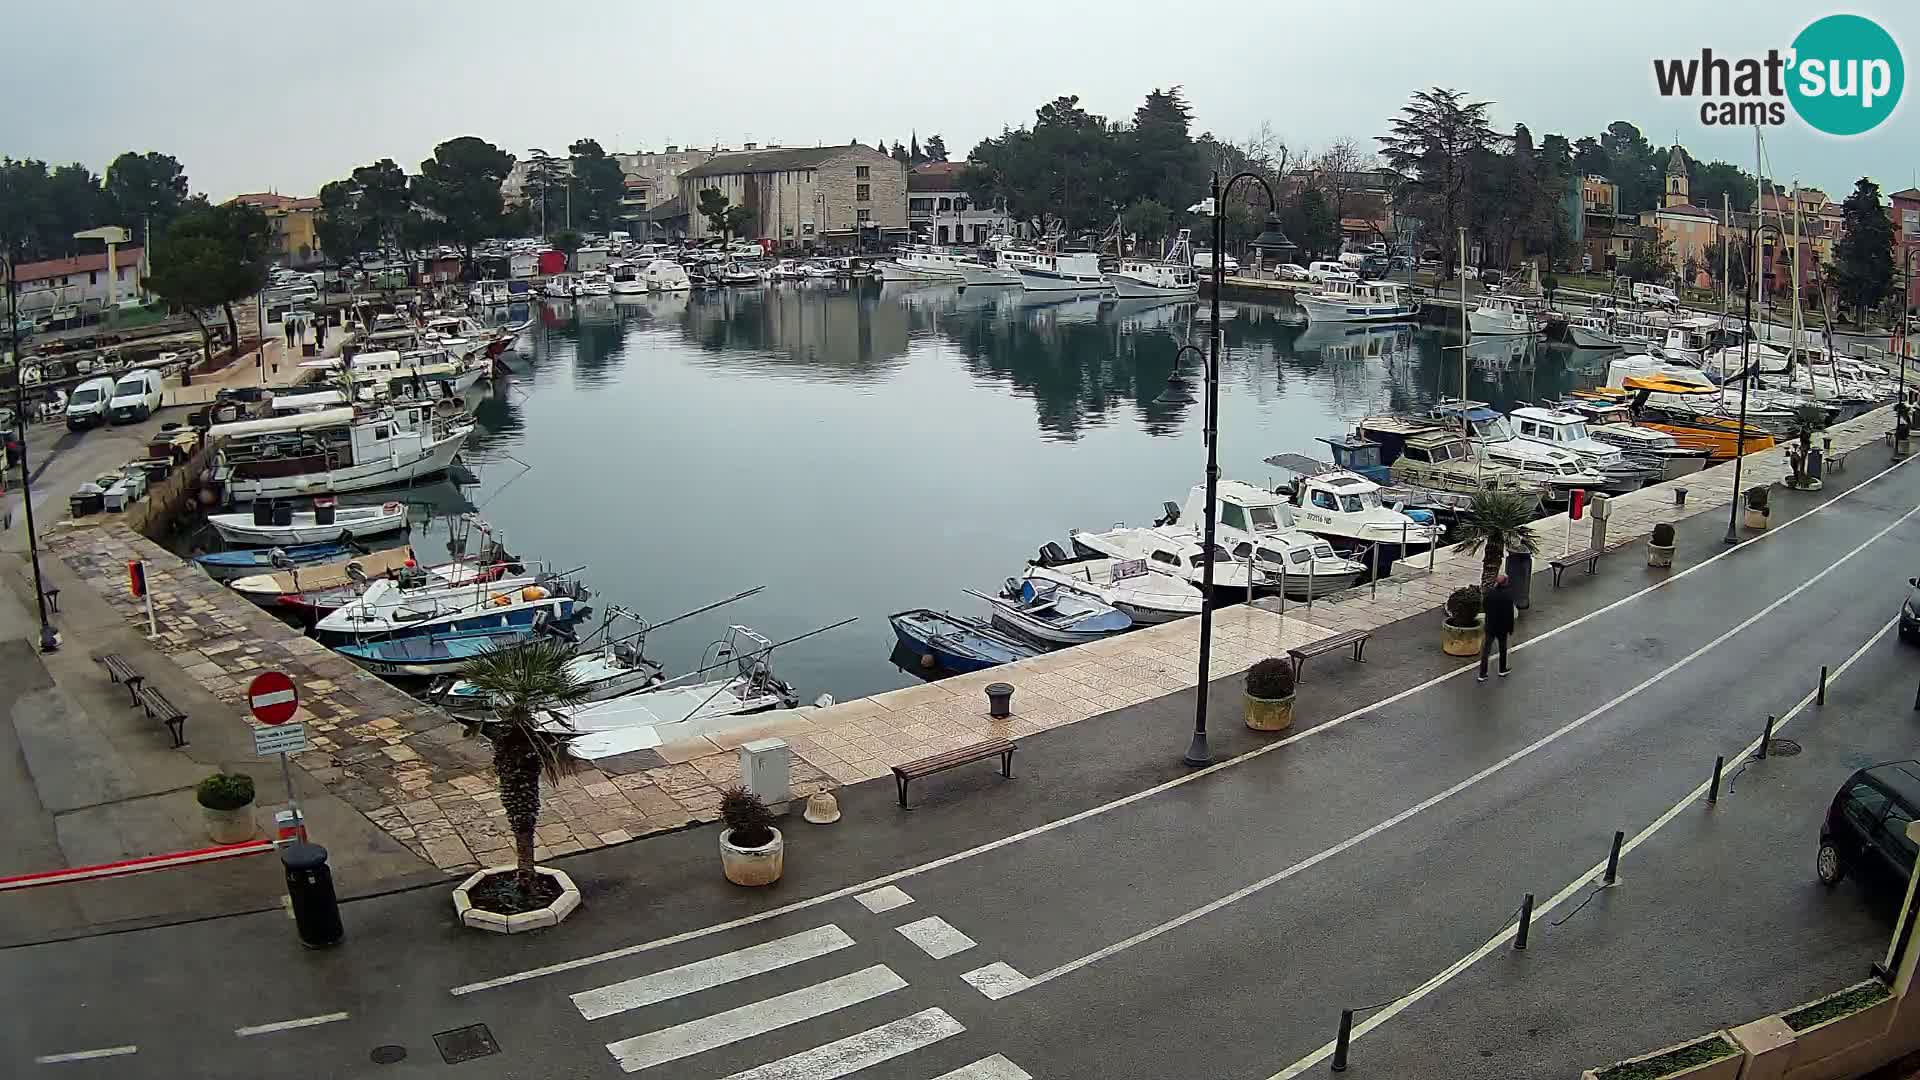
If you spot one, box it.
[334,625,546,677]
[1022,546,1205,624]
[209,500,408,546]
[573,271,613,296]
[608,262,648,295]
[542,274,577,299]
[469,280,515,307]
[226,544,417,602]
[1427,402,1608,504]
[979,580,1132,646]
[441,638,665,708]
[718,263,764,286]
[1604,356,1801,432]
[1069,525,1265,599]
[195,539,372,582]
[1564,312,1620,349]
[643,259,692,292]
[1259,459,1441,557]
[768,260,809,281]
[876,246,969,282]
[1106,260,1197,300]
[1160,481,1368,597]
[1352,417,1546,509]
[1507,406,1656,493]
[1020,251,1110,293]
[207,402,473,500]
[547,627,799,760]
[249,552,521,618]
[958,247,1037,287]
[1468,294,1544,336]
[312,570,588,644]
[1553,398,1713,480]
[1297,279,1415,324]
[890,609,1041,673]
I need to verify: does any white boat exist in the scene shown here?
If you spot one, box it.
[545,627,798,759]
[1554,399,1712,481]
[1507,406,1655,493]
[876,246,970,281]
[1429,402,1609,503]
[980,581,1132,645]
[1468,294,1544,336]
[958,248,1037,287]
[469,280,514,307]
[1564,312,1619,349]
[209,500,408,546]
[442,639,664,708]
[1162,482,1367,598]
[1297,279,1416,324]
[643,259,692,292]
[573,271,612,296]
[313,571,587,644]
[1069,525,1265,596]
[1106,260,1198,299]
[542,274,577,299]
[1257,464,1440,555]
[608,262,649,295]
[1020,251,1110,292]
[1023,551,1205,625]
[209,403,473,501]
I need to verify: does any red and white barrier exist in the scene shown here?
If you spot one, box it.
[0,840,276,892]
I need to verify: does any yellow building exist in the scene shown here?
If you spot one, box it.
[229,192,324,267]
[1637,146,1719,288]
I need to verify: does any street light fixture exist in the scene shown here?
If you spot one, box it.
[1186,170,1287,767]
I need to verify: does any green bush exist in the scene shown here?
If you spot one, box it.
[1746,485,1769,511]
[1783,981,1889,1031]
[195,772,255,811]
[1245,658,1295,700]
[1594,1035,1735,1080]
[1651,522,1675,546]
[1445,586,1483,627]
[721,785,775,848]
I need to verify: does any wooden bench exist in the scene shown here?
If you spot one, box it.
[893,738,1015,808]
[1549,547,1603,586]
[1827,447,1850,473]
[134,685,188,748]
[1287,629,1372,681]
[98,653,145,704]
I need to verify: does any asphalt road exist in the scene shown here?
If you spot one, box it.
[4,449,1919,1079]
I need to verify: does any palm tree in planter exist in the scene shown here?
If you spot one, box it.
[454,640,591,925]
[1454,488,1540,589]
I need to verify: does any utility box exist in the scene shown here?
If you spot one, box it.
[738,738,791,812]
[1589,493,1611,550]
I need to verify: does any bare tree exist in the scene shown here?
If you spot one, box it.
[1309,137,1376,224]
[1237,122,1293,180]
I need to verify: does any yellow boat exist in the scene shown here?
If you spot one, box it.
[1572,380,1777,460]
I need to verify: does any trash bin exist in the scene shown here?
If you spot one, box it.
[1504,551,1533,611]
[282,842,343,948]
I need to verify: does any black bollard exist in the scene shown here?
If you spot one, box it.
[1331,1009,1354,1072]
[282,842,343,948]
[1603,830,1624,887]
[1818,665,1828,705]
[1709,756,1725,804]
[1759,714,1775,759]
[1514,893,1534,951]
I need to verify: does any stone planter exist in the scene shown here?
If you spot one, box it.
[1743,507,1769,531]
[720,827,784,886]
[452,866,581,934]
[1778,980,1895,1065]
[1244,691,1295,732]
[1441,615,1484,657]
[1579,1033,1741,1080]
[202,803,256,845]
[1647,542,1675,569]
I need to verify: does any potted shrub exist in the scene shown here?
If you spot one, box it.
[1582,1032,1741,1080]
[448,640,589,933]
[1743,485,1769,530]
[1456,489,1541,591]
[1244,658,1296,732]
[1777,979,1894,1062]
[1442,585,1484,656]
[1647,522,1676,568]
[196,772,256,844]
[720,786,784,886]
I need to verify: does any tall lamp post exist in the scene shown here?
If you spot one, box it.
[1723,208,1760,545]
[6,244,60,652]
[1185,170,1290,767]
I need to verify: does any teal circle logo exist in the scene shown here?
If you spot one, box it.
[1788,14,1903,135]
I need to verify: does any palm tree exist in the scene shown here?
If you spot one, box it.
[457,639,590,895]
[1454,488,1541,588]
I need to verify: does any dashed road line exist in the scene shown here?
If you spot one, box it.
[34,1046,138,1064]
[934,1054,1036,1080]
[234,1011,350,1037]
[894,916,976,959]
[853,885,914,913]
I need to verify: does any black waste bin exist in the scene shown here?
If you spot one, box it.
[282,842,343,948]
[1504,550,1534,611]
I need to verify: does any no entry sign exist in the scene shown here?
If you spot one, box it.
[248,672,299,725]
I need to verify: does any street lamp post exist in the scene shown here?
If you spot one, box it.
[6,244,60,652]
[1724,210,1759,545]
[1186,170,1290,767]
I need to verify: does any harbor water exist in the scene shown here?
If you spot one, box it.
[409,283,1608,703]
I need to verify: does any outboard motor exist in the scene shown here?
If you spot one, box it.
[1037,542,1072,567]
[1153,501,1181,527]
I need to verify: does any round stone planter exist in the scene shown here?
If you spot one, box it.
[202,803,255,845]
[1244,691,1295,732]
[1441,615,1484,657]
[1647,542,1675,569]
[452,866,581,934]
[1743,507,1769,531]
[720,827,784,887]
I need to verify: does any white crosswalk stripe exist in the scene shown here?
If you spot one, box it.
[711,1007,964,1080]
[573,926,855,1020]
[605,964,906,1074]
[932,1055,1034,1080]
[894,916,976,960]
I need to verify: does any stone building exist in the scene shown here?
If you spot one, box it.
[678,144,906,249]
[908,162,1008,247]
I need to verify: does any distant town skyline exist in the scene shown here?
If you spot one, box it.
[0,1,1910,203]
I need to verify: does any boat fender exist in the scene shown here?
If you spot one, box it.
[489,593,511,607]
[521,585,549,602]
[919,653,936,670]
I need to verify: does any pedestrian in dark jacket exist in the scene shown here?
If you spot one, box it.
[1479,574,1515,681]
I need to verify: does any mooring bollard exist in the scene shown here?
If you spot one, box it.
[1759,714,1775,759]
[1603,830,1624,887]
[985,682,1014,720]
[1913,679,1920,712]
[1818,665,1828,705]
[1514,893,1534,951]
[1331,1009,1354,1072]
[1709,755,1724,804]
[1675,487,1687,507]
[1370,543,1380,599]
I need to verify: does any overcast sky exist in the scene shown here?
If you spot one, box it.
[1,1,1911,202]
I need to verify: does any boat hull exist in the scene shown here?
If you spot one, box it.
[1107,275,1197,300]
[315,596,581,645]
[1298,294,1416,323]
[210,509,408,546]
[1566,326,1618,349]
[1020,267,1110,292]
[1468,309,1540,336]
[958,264,1021,287]
[877,262,963,282]
[335,628,541,677]
[223,427,472,501]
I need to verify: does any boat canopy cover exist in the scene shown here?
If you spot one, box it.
[210,406,358,439]
[1264,452,1344,477]
[1622,375,1716,396]
[1432,404,1501,421]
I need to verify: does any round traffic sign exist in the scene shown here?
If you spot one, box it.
[248,671,299,725]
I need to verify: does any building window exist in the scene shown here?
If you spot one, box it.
[89,271,98,285]
[856,165,870,180]
[937,198,951,212]
[784,225,794,236]
[804,222,816,236]
[857,209,872,224]
[857,184,870,202]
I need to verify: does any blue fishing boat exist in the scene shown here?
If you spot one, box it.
[194,541,361,582]
[973,581,1132,646]
[888,609,1040,674]
[333,626,542,677]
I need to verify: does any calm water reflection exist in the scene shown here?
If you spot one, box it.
[415,284,1603,702]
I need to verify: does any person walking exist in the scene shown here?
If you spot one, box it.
[1479,573,1515,682]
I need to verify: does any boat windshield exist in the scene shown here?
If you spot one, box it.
[1475,417,1515,441]
[1248,505,1282,530]
[1338,491,1378,513]
[1188,546,1232,567]
[1563,421,1589,440]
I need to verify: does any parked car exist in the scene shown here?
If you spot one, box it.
[66,375,120,430]
[1276,263,1312,281]
[108,368,164,424]
[1633,282,1681,308]
[1817,761,1919,893]
[1307,261,1359,284]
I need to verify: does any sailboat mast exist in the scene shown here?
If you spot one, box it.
[1791,181,1802,368]
[1721,192,1731,319]
[1458,226,1469,419]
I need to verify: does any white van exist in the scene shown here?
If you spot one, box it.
[108,369,164,424]
[65,375,121,430]
[1633,282,1680,309]
[1308,260,1360,284]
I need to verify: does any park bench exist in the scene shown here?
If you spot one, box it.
[134,684,188,748]
[98,653,145,704]
[1549,547,1603,587]
[893,738,1015,808]
[1826,447,1851,473]
[1286,629,1373,681]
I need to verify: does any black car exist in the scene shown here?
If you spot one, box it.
[1903,577,1920,641]
[1818,761,1920,891]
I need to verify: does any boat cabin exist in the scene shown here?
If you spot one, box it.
[1319,435,1389,482]
[212,404,444,480]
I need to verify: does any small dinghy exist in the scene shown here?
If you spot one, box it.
[975,581,1132,646]
[889,608,1040,673]
[334,625,544,677]
[209,500,408,546]
[196,540,366,582]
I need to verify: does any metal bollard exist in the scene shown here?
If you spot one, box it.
[1675,487,1687,507]
[1818,665,1828,705]
[1759,714,1775,758]
[1331,1009,1354,1072]
[1308,558,1316,612]
[1370,543,1379,599]
[1709,756,1724,804]
[282,842,343,948]
[985,682,1014,719]
[1603,830,1624,887]
[1514,893,1534,951]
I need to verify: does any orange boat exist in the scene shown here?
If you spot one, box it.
[1573,379,1777,460]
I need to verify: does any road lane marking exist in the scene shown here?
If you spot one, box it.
[894,916,976,959]
[605,964,906,1074]
[1265,615,1897,1078]
[960,962,1030,1000]
[713,1007,964,1080]
[853,886,914,913]
[573,925,855,1021]
[234,1011,350,1037]
[1010,503,1920,996]
[451,443,1919,997]
[35,1046,137,1064]
[933,1054,1035,1080]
